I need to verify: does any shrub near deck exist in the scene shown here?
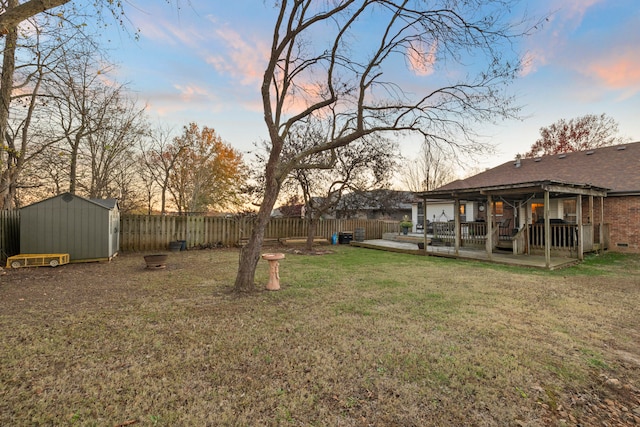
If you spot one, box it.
[0,247,638,425]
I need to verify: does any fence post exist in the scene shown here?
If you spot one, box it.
[0,210,20,260]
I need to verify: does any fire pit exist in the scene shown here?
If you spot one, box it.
[144,254,168,270]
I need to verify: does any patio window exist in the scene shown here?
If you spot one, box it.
[493,201,503,216]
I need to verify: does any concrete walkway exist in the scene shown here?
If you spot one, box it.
[350,239,579,270]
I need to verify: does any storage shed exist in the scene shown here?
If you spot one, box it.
[20,192,119,262]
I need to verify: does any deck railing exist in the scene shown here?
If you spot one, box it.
[464,222,488,246]
[430,221,489,247]
[431,221,454,240]
[529,223,578,251]
[512,227,528,254]
[428,221,599,254]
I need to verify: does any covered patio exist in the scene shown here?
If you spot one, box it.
[414,180,609,269]
[350,237,580,269]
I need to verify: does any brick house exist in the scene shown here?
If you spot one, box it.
[415,142,640,266]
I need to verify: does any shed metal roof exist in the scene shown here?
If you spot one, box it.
[22,192,118,210]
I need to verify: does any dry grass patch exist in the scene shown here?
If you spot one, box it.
[1,247,639,426]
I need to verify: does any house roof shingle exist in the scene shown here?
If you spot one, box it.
[430,141,640,196]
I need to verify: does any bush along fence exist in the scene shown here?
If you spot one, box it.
[0,210,20,261]
[119,215,398,252]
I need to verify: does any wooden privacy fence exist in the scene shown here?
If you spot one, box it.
[0,210,20,261]
[120,215,241,252]
[259,217,397,243]
[119,215,398,252]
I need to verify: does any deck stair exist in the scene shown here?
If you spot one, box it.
[495,239,513,251]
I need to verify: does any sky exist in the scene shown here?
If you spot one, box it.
[95,0,640,181]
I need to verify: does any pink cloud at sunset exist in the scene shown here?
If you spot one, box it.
[143,88,230,120]
[134,15,205,50]
[174,84,211,102]
[588,53,640,94]
[560,0,604,22]
[406,40,437,76]
[140,86,215,118]
[148,84,264,118]
[205,25,268,87]
[518,51,545,77]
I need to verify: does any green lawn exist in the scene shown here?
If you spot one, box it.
[1,246,639,426]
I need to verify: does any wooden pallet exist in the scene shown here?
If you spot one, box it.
[6,253,70,269]
[280,236,329,245]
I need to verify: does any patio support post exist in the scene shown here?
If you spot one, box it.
[588,196,594,252]
[544,190,551,268]
[524,201,530,254]
[454,198,460,255]
[599,196,605,255]
[485,194,493,260]
[577,195,584,260]
[422,196,429,255]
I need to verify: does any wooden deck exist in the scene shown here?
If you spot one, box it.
[350,239,580,270]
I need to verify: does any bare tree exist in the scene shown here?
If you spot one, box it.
[140,124,184,214]
[0,0,69,34]
[1,20,148,207]
[0,8,81,207]
[48,45,114,194]
[0,1,71,176]
[81,93,147,199]
[292,132,398,250]
[0,0,146,34]
[0,0,135,208]
[335,189,412,220]
[401,142,455,192]
[135,150,158,215]
[24,142,67,201]
[108,149,146,213]
[234,0,538,292]
[524,113,628,158]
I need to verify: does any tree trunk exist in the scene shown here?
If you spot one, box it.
[0,168,17,209]
[233,178,280,292]
[305,216,317,252]
[160,171,169,214]
[0,1,18,209]
[69,140,79,194]
[0,0,70,34]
